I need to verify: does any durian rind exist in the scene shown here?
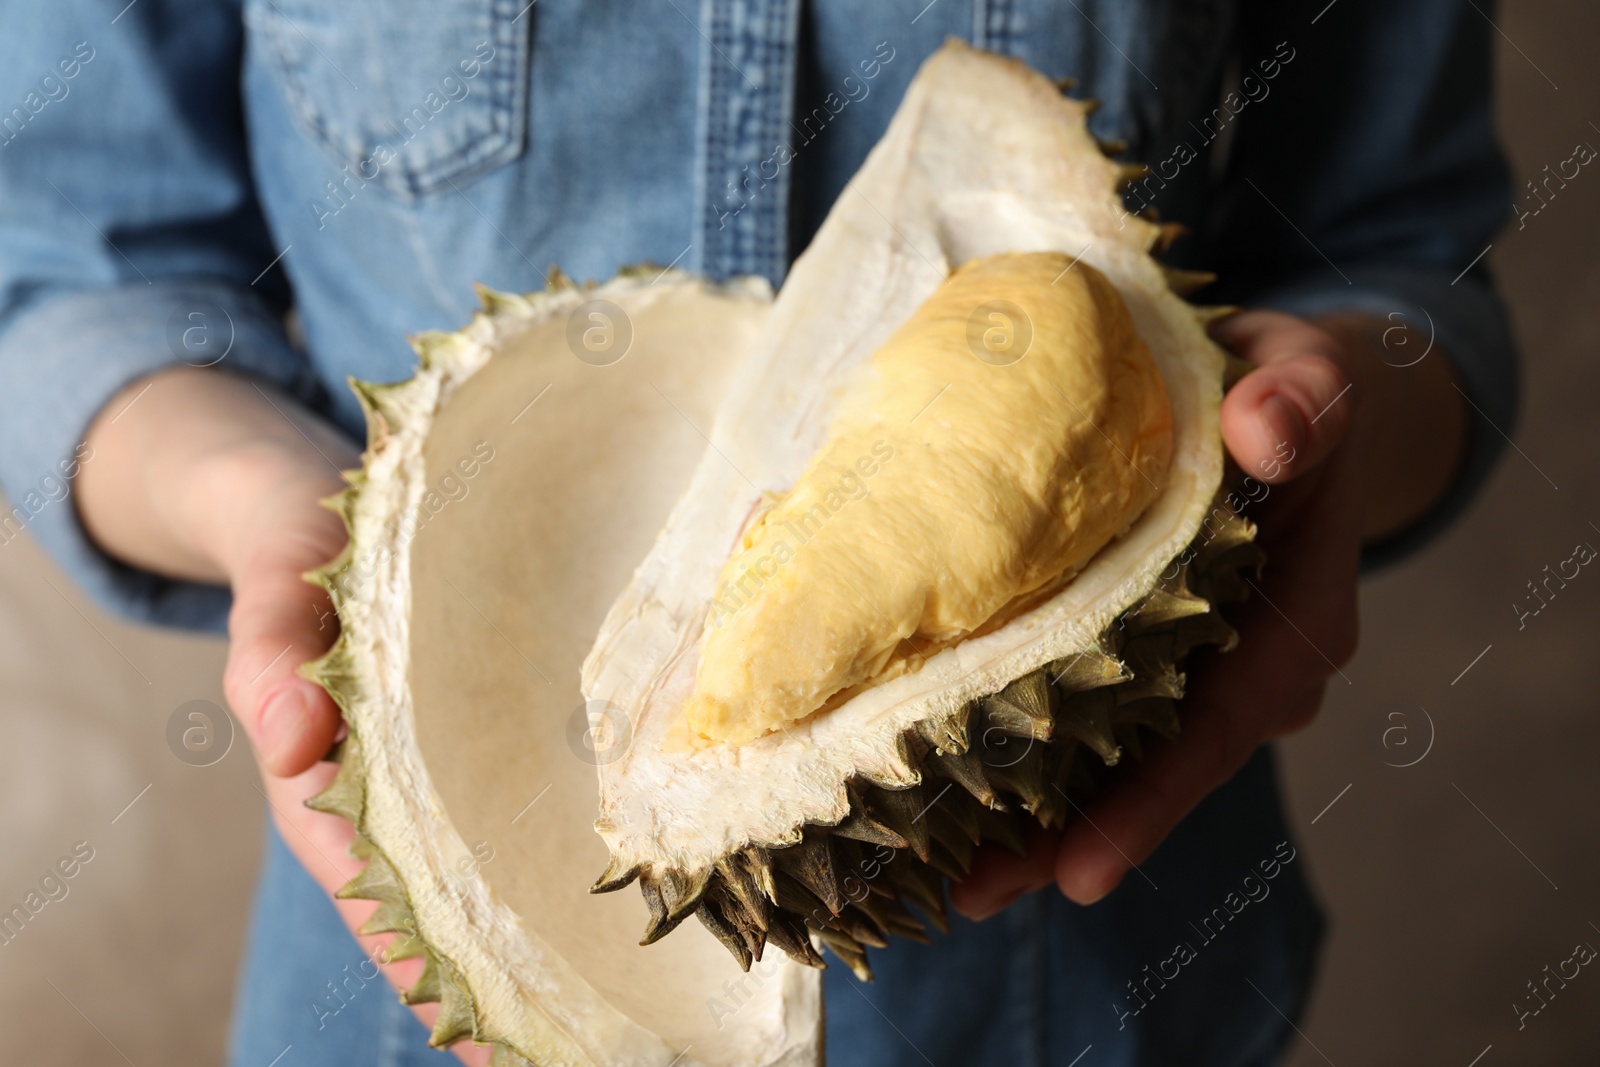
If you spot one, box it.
[301,271,813,1067]
[582,40,1244,935]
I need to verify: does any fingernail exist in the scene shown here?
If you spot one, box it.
[259,685,311,767]
[1261,394,1306,458]
[1062,869,1119,906]
[1072,884,1112,907]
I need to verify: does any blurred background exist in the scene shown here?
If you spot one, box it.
[1,1,1595,1063]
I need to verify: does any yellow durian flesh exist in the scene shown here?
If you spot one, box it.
[687,252,1173,743]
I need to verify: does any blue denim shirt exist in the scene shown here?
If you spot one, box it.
[0,4,1513,1064]
[0,0,1515,632]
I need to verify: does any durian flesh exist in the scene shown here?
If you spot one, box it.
[582,40,1257,976]
[686,251,1174,743]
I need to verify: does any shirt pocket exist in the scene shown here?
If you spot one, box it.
[247,0,530,199]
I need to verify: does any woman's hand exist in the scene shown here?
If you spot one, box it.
[78,367,492,1065]
[950,308,1465,918]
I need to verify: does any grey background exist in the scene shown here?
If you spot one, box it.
[0,1,1594,1062]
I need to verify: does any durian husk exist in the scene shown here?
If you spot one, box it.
[300,269,826,1066]
[580,40,1258,978]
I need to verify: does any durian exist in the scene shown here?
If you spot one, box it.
[581,41,1258,982]
[302,40,1259,1066]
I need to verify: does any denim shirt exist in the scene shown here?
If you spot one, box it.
[0,5,1519,1064]
[0,0,1516,631]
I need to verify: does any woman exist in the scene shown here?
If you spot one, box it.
[0,1,1513,1063]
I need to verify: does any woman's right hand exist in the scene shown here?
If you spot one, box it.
[79,366,492,1064]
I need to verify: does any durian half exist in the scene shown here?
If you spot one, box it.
[302,39,1257,1067]
[580,40,1259,977]
[302,268,823,1067]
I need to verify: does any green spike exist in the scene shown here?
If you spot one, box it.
[661,866,714,923]
[335,845,402,904]
[359,898,417,938]
[1123,586,1210,632]
[739,848,778,906]
[928,747,1003,809]
[814,926,875,982]
[714,879,770,960]
[317,484,362,536]
[382,928,428,963]
[696,895,754,972]
[833,804,912,850]
[981,671,1054,741]
[774,835,843,915]
[1057,688,1122,765]
[347,377,395,434]
[772,870,831,926]
[401,953,443,1005]
[305,738,366,824]
[829,910,889,951]
[1048,647,1131,693]
[300,640,359,716]
[714,857,772,932]
[472,282,522,317]
[638,874,695,946]
[1115,660,1186,704]
[427,962,478,1048]
[407,328,455,366]
[984,742,1051,817]
[1174,612,1239,658]
[589,853,642,894]
[763,911,825,968]
[866,785,930,862]
[1222,336,1258,377]
[915,700,974,754]
[1034,787,1067,830]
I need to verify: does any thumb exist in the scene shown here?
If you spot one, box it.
[223,519,348,777]
[1212,310,1354,486]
